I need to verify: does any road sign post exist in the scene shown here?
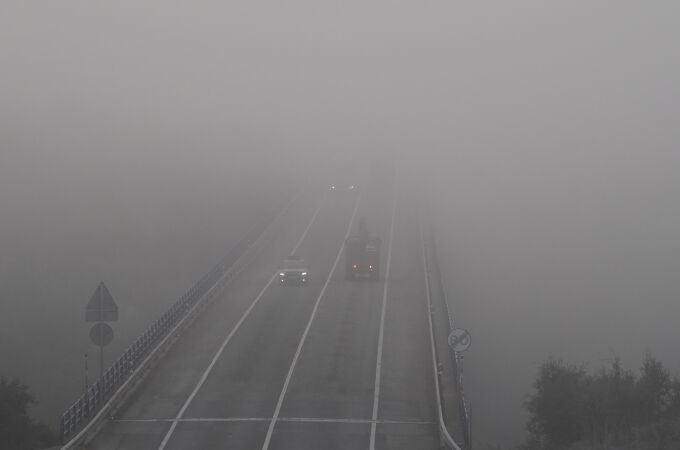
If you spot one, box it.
[85,282,118,378]
[447,327,471,448]
[447,328,471,352]
[85,282,118,323]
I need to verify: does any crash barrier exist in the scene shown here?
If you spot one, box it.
[60,191,301,445]
[423,224,472,449]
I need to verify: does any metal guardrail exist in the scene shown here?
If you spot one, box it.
[59,191,301,445]
[421,220,471,449]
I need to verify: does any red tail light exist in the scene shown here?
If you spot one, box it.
[352,264,358,270]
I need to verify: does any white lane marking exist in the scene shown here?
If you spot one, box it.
[279,417,434,426]
[120,418,267,423]
[117,417,435,425]
[420,222,462,450]
[291,193,324,255]
[157,199,324,450]
[368,175,398,450]
[61,189,306,450]
[261,195,362,450]
[157,275,276,449]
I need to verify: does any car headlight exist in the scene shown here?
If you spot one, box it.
[279,272,285,277]
[301,272,307,276]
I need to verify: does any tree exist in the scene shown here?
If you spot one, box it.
[635,353,677,421]
[0,376,58,449]
[583,358,637,442]
[524,358,588,447]
[521,354,680,450]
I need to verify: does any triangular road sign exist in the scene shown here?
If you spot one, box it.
[85,281,119,322]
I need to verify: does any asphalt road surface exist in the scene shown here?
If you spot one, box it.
[88,175,442,449]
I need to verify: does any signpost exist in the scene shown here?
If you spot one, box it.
[448,327,471,446]
[85,282,118,322]
[89,323,114,347]
[85,282,118,378]
[447,328,471,353]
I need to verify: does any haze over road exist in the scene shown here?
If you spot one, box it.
[86,171,450,449]
[2,2,679,448]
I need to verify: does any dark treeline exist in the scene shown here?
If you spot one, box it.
[518,355,680,450]
[0,376,58,449]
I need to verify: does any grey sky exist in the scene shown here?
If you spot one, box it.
[3,2,679,154]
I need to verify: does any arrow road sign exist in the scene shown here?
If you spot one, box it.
[448,328,471,352]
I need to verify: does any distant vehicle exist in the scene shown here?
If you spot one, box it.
[278,255,309,286]
[345,223,381,281]
[329,180,358,193]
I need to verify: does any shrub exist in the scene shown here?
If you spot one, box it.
[520,354,680,450]
[0,376,58,449]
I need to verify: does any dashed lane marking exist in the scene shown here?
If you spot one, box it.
[260,194,362,450]
[369,169,398,450]
[117,417,436,426]
[157,197,324,450]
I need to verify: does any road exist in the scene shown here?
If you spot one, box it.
[88,174,442,449]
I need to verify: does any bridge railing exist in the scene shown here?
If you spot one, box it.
[422,221,472,450]
[60,191,301,445]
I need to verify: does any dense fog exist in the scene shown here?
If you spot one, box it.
[424,150,680,446]
[2,2,679,448]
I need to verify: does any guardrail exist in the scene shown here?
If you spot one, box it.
[428,225,472,448]
[421,221,471,450]
[60,190,301,446]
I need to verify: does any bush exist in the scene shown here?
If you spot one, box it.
[524,359,589,447]
[0,376,59,449]
[520,354,680,450]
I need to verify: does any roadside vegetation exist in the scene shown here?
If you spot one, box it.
[517,354,680,450]
[0,376,58,449]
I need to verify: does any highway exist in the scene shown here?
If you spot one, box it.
[87,172,446,449]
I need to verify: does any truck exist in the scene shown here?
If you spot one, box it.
[344,222,381,281]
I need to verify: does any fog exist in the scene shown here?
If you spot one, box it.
[2,1,679,448]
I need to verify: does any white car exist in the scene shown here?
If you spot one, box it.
[278,256,309,286]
